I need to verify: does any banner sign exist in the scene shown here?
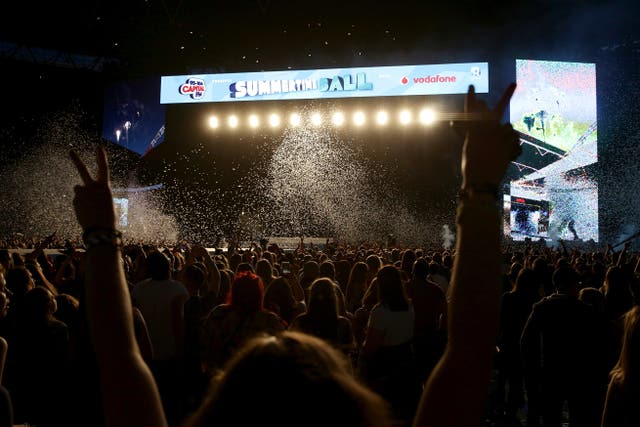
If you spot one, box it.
[160,62,488,104]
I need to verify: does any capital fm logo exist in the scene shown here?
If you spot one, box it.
[179,77,206,99]
[470,66,481,79]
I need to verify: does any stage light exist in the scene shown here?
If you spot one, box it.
[289,113,301,127]
[399,110,412,125]
[269,114,280,127]
[353,111,366,126]
[228,115,239,128]
[419,108,437,125]
[376,111,389,126]
[115,129,121,141]
[332,112,345,126]
[311,112,322,127]
[208,116,219,129]
[249,114,260,128]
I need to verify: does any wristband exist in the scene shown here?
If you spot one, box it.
[458,183,499,201]
[82,227,123,250]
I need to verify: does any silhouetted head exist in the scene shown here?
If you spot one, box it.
[334,259,351,290]
[579,287,605,313]
[412,258,428,279]
[256,259,274,286]
[552,266,580,296]
[603,266,631,299]
[185,331,389,427]
[147,251,171,281]
[236,262,255,274]
[303,261,320,278]
[307,278,339,319]
[319,261,336,281]
[401,250,416,275]
[6,267,34,300]
[229,271,264,313]
[21,286,57,325]
[376,265,409,311]
[365,255,382,278]
[263,277,296,324]
[183,264,206,296]
[514,268,539,297]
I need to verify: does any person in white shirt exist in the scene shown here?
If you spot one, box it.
[361,265,420,421]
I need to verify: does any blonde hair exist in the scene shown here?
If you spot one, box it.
[610,305,640,388]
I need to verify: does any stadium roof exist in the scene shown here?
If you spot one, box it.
[1,0,636,76]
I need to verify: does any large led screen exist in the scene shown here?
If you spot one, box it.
[160,62,489,104]
[506,59,598,242]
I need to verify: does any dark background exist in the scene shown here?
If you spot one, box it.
[0,0,638,244]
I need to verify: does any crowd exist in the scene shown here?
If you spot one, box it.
[0,84,638,427]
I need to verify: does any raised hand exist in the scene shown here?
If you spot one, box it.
[189,244,209,259]
[69,147,116,231]
[461,83,522,192]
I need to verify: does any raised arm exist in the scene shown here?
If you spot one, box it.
[24,230,56,263]
[70,148,167,427]
[616,241,631,267]
[415,84,521,427]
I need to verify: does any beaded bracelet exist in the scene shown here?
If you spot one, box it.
[82,227,123,250]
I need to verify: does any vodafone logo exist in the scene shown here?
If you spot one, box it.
[401,76,409,85]
[412,75,457,84]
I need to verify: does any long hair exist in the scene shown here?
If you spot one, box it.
[307,279,338,317]
[185,332,390,427]
[376,266,409,311]
[347,262,368,289]
[610,305,640,389]
[264,277,297,325]
[513,268,540,298]
[304,278,340,341]
[256,259,275,288]
[346,262,368,311]
[365,255,382,279]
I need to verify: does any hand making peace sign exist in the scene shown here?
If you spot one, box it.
[69,147,117,231]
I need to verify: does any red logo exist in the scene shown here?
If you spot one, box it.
[412,75,457,84]
[179,77,206,99]
[401,76,408,85]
